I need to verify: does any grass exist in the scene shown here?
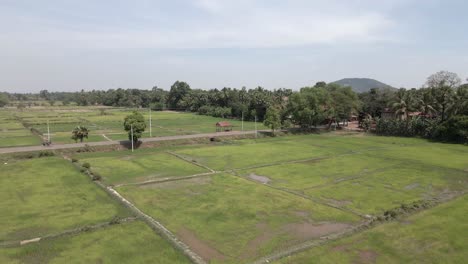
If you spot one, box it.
[1,128,467,263]
[0,221,190,264]
[0,157,129,242]
[6,106,269,146]
[277,194,468,264]
[78,151,208,185]
[117,173,360,263]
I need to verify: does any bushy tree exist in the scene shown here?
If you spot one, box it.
[123,111,147,142]
[0,93,9,107]
[264,107,281,132]
[168,81,191,109]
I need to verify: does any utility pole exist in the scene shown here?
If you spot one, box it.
[149,108,152,137]
[241,112,244,131]
[131,124,134,152]
[255,116,257,139]
[47,120,50,142]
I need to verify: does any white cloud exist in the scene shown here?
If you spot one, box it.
[0,0,397,50]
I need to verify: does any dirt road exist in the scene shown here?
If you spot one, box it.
[0,130,259,154]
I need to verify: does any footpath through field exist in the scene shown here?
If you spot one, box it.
[0,130,259,154]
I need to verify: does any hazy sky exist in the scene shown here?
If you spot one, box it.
[1,0,467,93]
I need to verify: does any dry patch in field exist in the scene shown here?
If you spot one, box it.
[357,249,379,263]
[177,227,225,262]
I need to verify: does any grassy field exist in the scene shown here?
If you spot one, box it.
[69,133,468,262]
[0,157,129,242]
[76,150,208,185]
[277,194,468,264]
[2,106,268,146]
[118,173,360,263]
[0,110,42,147]
[1,130,467,263]
[0,221,190,264]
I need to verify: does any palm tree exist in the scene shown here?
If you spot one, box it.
[71,126,89,143]
[393,89,409,121]
[417,89,436,117]
[392,89,416,126]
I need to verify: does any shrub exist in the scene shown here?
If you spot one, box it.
[92,172,102,181]
[38,151,54,157]
[82,162,91,169]
[71,158,78,163]
[428,115,468,143]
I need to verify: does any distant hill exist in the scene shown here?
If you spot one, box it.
[332,78,396,93]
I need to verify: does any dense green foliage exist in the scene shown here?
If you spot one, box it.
[370,71,468,143]
[71,125,89,143]
[3,71,467,143]
[123,111,146,142]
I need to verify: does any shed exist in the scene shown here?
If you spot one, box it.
[215,121,233,132]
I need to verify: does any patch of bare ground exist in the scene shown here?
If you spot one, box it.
[177,227,225,262]
[249,173,271,184]
[139,177,211,189]
[241,223,276,259]
[356,250,378,264]
[282,222,351,241]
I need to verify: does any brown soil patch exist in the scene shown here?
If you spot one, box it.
[357,250,378,263]
[241,222,275,259]
[283,222,350,240]
[177,227,225,262]
[248,173,271,184]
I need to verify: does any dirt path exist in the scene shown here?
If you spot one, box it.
[0,130,259,154]
[101,134,113,141]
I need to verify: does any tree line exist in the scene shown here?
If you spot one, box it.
[2,70,467,143]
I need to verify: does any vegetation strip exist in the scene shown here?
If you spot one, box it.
[166,151,216,172]
[249,192,467,264]
[0,217,137,248]
[113,171,217,188]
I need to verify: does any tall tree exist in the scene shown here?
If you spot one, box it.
[123,111,147,142]
[426,71,461,121]
[263,107,281,132]
[168,81,191,109]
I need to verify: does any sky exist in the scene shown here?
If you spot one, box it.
[1,0,467,93]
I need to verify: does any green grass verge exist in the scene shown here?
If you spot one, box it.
[0,157,129,242]
[0,221,190,264]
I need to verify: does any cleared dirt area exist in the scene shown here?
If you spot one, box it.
[357,250,379,263]
[177,227,225,262]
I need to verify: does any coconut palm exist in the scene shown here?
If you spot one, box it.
[417,89,436,117]
[71,126,89,143]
